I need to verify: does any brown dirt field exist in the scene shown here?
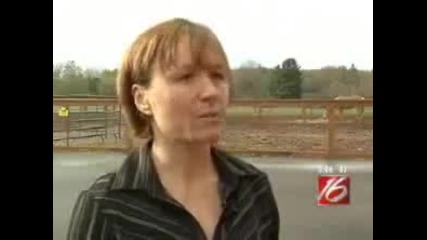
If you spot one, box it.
[53,116,373,157]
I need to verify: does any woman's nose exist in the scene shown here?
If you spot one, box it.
[198,74,219,100]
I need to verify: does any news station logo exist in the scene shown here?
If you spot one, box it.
[317,165,350,206]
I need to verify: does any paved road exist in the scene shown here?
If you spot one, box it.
[53,152,373,240]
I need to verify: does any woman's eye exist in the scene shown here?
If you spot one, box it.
[211,72,225,80]
[178,73,193,82]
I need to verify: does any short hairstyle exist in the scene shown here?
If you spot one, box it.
[117,18,231,145]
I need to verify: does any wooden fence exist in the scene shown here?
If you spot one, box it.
[53,97,373,159]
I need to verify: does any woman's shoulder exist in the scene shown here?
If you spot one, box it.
[86,172,117,192]
[73,172,117,204]
[84,149,140,194]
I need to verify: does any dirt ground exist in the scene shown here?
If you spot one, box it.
[222,120,372,154]
[53,116,373,157]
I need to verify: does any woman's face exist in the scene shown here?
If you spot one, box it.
[136,35,230,144]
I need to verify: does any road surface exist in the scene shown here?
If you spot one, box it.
[53,152,373,240]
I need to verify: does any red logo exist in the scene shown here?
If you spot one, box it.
[317,175,350,206]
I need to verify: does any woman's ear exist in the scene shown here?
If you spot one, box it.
[132,84,152,116]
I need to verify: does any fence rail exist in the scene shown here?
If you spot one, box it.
[53,97,373,159]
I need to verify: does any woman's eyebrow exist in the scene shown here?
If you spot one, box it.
[165,62,224,74]
[213,64,224,69]
[170,63,194,71]
[205,63,225,71]
[163,63,192,74]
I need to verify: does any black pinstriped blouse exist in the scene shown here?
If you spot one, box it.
[66,140,280,240]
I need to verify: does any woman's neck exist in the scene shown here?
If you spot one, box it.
[150,138,217,182]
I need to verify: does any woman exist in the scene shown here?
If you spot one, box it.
[67,18,280,240]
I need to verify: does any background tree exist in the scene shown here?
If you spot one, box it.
[269,58,303,98]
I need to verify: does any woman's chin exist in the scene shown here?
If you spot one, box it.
[182,130,222,144]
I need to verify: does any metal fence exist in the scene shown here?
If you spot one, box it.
[53,97,373,159]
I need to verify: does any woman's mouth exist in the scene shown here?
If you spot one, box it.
[199,112,220,118]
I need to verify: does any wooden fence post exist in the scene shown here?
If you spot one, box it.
[65,105,70,147]
[104,105,108,138]
[118,104,122,139]
[326,103,336,158]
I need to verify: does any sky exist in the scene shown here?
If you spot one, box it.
[53,0,373,70]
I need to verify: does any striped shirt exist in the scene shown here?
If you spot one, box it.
[66,141,280,240]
